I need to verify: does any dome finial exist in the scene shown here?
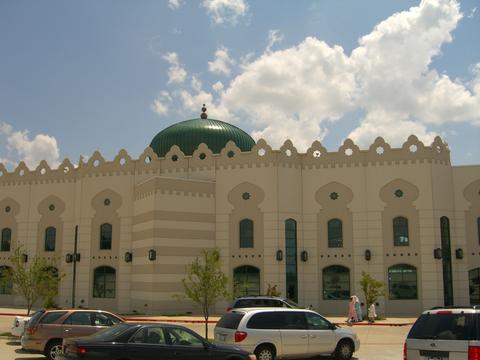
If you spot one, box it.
[201,104,208,119]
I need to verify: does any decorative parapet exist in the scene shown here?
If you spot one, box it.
[0,135,451,185]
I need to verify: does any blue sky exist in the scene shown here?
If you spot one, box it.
[0,0,479,170]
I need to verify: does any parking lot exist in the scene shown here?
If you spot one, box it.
[0,313,411,360]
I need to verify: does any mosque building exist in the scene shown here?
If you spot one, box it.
[0,106,479,316]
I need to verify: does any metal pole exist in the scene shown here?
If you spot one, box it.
[72,225,78,308]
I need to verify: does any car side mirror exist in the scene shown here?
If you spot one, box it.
[203,341,210,350]
[329,323,336,330]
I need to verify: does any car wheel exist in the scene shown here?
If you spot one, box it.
[334,339,354,360]
[254,344,276,360]
[45,340,63,360]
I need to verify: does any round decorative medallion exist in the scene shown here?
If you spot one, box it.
[227,150,235,158]
[104,199,111,206]
[171,154,178,162]
[199,153,206,160]
[330,192,339,200]
[394,189,404,198]
[49,204,55,211]
[5,206,11,213]
[242,192,251,200]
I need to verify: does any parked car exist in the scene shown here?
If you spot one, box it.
[227,296,300,312]
[60,322,256,360]
[404,306,480,360]
[21,309,124,360]
[215,308,360,360]
[11,314,31,337]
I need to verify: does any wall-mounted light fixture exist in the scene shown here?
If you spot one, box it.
[124,252,133,263]
[433,248,442,259]
[65,253,73,263]
[21,253,28,263]
[455,248,463,260]
[364,249,372,261]
[301,250,308,262]
[74,253,81,262]
[276,250,283,261]
[148,249,156,261]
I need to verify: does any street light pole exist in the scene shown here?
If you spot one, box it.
[72,225,78,308]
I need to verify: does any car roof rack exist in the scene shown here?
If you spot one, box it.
[429,305,478,310]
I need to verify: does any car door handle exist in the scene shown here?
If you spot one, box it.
[300,335,308,339]
[310,335,316,338]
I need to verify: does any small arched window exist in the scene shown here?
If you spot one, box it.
[0,266,13,294]
[393,217,409,246]
[1,228,11,252]
[469,268,480,305]
[44,227,56,252]
[388,264,417,300]
[328,219,343,248]
[100,223,112,250]
[93,266,116,298]
[239,219,254,248]
[322,265,350,300]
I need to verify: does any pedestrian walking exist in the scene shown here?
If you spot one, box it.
[354,295,363,321]
[368,303,377,323]
[347,296,358,324]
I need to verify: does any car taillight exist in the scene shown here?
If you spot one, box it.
[64,344,87,356]
[15,320,19,327]
[436,310,452,315]
[234,331,248,342]
[226,307,232,312]
[403,341,407,360]
[469,346,480,360]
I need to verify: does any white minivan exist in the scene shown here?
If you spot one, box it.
[214,308,359,360]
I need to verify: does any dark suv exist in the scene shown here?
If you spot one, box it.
[21,309,124,360]
[405,306,480,360]
[227,296,300,312]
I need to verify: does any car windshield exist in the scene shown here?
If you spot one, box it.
[86,324,133,341]
[408,313,478,341]
[284,299,299,308]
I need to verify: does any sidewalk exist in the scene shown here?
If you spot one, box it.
[0,307,416,326]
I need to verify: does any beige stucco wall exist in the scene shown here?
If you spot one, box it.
[0,136,478,317]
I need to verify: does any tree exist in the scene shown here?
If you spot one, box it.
[179,248,229,339]
[359,271,384,320]
[1,247,62,315]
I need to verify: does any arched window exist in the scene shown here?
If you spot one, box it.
[328,219,343,248]
[0,266,13,295]
[233,266,260,296]
[93,266,116,298]
[239,219,254,248]
[44,227,56,252]
[322,265,350,300]
[1,228,11,252]
[469,268,480,305]
[388,264,417,300]
[393,217,409,246]
[477,218,480,245]
[100,223,112,250]
[285,219,298,303]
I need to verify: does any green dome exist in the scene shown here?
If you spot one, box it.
[150,118,256,158]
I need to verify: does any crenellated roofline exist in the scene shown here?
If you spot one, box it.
[0,135,451,185]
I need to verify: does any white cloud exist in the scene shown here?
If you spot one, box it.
[157,0,480,151]
[467,7,476,18]
[151,91,172,116]
[0,122,61,169]
[168,0,183,10]
[216,0,480,150]
[212,81,224,93]
[208,46,235,76]
[191,76,202,92]
[265,30,284,53]
[162,52,187,84]
[202,0,249,25]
